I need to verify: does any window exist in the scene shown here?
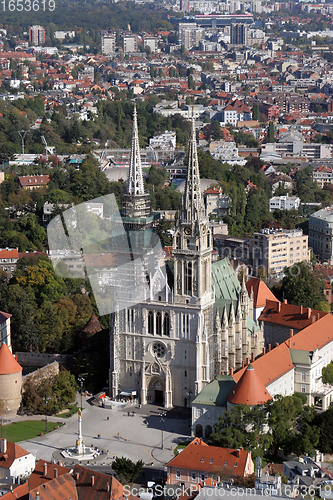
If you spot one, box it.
[185,370,187,377]
[148,311,154,334]
[176,470,181,480]
[163,313,170,336]
[201,457,204,463]
[301,385,306,393]
[185,261,192,295]
[152,342,165,358]
[209,459,213,464]
[224,461,228,466]
[191,472,196,481]
[301,372,306,382]
[201,474,205,481]
[156,312,162,336]
[234,462,238,467]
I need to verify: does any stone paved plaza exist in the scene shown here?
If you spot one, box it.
[10,395,191,467]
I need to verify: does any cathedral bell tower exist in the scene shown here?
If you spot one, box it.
[173,118,213,307]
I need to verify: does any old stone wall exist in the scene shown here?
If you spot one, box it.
[16,352,65,368]
[23,361,59,386]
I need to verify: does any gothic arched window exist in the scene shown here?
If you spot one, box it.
[148,311,154,335]
[163,313,170,336]
[156,312,162,336]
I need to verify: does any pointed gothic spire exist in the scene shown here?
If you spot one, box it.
[127,104,145,197]
[182,116,206,221]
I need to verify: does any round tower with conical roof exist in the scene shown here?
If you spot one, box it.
[0,343,22,416]
[227,363,272,409]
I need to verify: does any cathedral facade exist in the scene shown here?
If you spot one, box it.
[109,108,264,408]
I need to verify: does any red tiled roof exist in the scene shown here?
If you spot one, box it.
[82,314,103,335]
[28,460,70,491]
[233,342,294,387]
[288,313,333,352]
[0,249,19,259]
[259,300,327,329]
[227,364,272,406]
[18,175,50,188]
[246,278,278,309]
[73,464,125,500]
[0,344,22,375]
[29,473,78,500]
[0,440,30,469]
[0,482,29,499]
[166,438,252,477]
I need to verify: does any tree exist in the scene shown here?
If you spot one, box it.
[272,261,328,310]
[267,121,276,142]
[210,404,272,459]
[112,457,143,483]
[252,103,259,121]
[322,361,333,385]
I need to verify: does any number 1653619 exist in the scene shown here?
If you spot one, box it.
[1,0,55,10]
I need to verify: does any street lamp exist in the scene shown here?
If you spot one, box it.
[42,395,50,433]
[78,377,85,411]
[159,412,166,450]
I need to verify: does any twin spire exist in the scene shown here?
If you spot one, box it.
[127,104,145,197]
[182,116,206,222]
[126,106,205,223]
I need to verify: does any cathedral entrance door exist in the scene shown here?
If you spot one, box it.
[155,390,164,404]
[147,377,165,405]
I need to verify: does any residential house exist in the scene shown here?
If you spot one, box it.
[166,438,254,487]
[0,248,19,280]
[269,195,300,213]
[205,188,231,217]
[312,166,333,188]
[18,175,49,190]
[0,438,35,480]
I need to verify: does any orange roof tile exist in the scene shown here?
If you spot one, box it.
[0,440,30,469]
[0,343,22,375]
[259,300,327,330]
[28,460,70,491]
[227,364,272,405]
[0,482,29,499]
[233,342,294,387]
[166,438,252,477]
[29,473,78,500]
[288,313,333,352]
[73,464,125,500]
[246,278,278,309]
[0,249,19,259]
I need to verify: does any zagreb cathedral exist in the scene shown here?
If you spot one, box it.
[109,107,264,408]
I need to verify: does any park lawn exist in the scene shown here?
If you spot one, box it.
[1,420,63,443]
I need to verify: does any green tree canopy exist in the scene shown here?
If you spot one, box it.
[272,262,328,310]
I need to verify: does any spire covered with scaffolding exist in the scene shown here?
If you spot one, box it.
[123,104,150,219]
[182,116,206,222]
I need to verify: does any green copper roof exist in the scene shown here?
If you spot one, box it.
[289,349,311,366]
[212,258,241,319]
[247,315,260,334]
[192,375,236,407]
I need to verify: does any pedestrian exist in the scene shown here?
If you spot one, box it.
[128,411,130,416]
[117,432,120,438]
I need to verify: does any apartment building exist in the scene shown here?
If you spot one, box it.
[309,206,333,262]
[178,23,204,50]
[143,36,158,53]
[261,141,332,160]
[29,25,45,45]
[252,228,310,277]
[123,35,137,53]
[312,166,333,188]
[230,23,248,45]
[101,33,116,55]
